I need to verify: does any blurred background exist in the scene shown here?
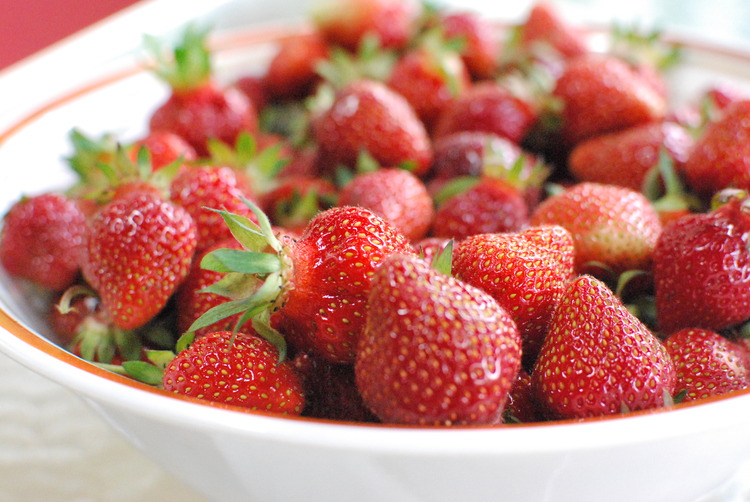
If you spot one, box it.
[1,1,750,501]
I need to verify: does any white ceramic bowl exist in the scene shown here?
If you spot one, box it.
[3,3,750,502]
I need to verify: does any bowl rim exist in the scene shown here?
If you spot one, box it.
[3,20,750,455]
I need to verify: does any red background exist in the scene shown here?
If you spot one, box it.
[1,0,141,70]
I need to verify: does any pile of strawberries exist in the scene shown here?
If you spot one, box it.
[3,0,750,426]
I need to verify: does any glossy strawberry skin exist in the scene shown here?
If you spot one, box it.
[665,328,750,402]
[534,275,676,419]
[683,100,750,197]
[337,167,434,241]
[568,121,694,191]
[355,253,522,425]
[130,130,197,170]
[80,188,197,330]
[439,11,500,80]
[313,80,433,176]
[0,193,86,291]
[553,54,667,145]
[276,206,415,363]
[432,177,529,241]
[263,32,330,100]
[653,196,750,334]
[434,81,537,145]
[530,182,662,274]
[169,165,258,252]
[162,330,305,414]
[453,226,575,367]
[149,82,258,156]
[520,2,588,60]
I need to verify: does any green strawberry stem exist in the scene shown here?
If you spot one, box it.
[145,24,212,92]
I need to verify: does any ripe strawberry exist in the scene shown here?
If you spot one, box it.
[439,11,500,80]
[147,25,258,156]
[0,193,86,291]
[169,164,259,252]
[355,253,522,425]
[312,79,433,176]
[665,328,750,402]
[162,330,304,414]
[682,100,750,197]
[503,369,544,423]
[80,185,197,330]
[337,167,434,241]
[431,176,529,240]
[653,190,750,333]
[534,275,676,419]
[433,81,538,145]
[386,34,471,131]
[412,237,452,264]
[129,130,197,171]
[191,204,414,364]
[530,182,663,274]
[552,53,667,145]
[568,121,694,192]
[519,2,588,60]
[312,0,423,51]
[260,175,337,234]
[453,225,575,366]
[263,32,330,100]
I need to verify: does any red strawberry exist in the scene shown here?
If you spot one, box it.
[191,204,415,364]
[129,130,197,171]
[80,185,197,330]
[169,164,258,252]
[263,32,330,100]
[337,167,434,241]
[503,369,544,423]
[653,190,750,333]
[433,81,538,145]
[147,26,258,156]
[431,131,533,180]
[568,121,694,192]
[162,330,305,414]
[682,100,750,197]
[519,2,588,60]
[386,35,471,131]
[534,275,676,419]
[355,253,522,425]
[411,237,452,264]
[260,176,337,234]
[552,54,667,145]
[453,225,575,366]
[530,182,663,275]
[0,193,86,291]
[313,79,433,176]
[431,176,529,240]
[665,328,750,402]
[439,11,500,80]
[312,0,423,51]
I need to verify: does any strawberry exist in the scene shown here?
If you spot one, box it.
[453,225,575,367]
[355,253,522,425]
[162,330,305,414]
[312,0,423,51]
[530,182,663,275]
[312,79,433,176]
[169,164,259,252]
[534,274,676,419]
[129,130,197,171]
[260,176,337,234]
[412,237,452,264]
[386,33,471,131]
[263,32,330,100]
[682,100,750,197]
[665,328,750,402]
[653,190,750,334]
[191,203,414,364]
[147,25,258,156]
[337,167,434,241]
[0,193,86,291]
[519,2,588,60]
[431,131,536,180]
[433,81,538,145]
[503,369,544,423]
[80,185,197,330]
[431,176,530,240]
[439,10,500,80]
[568,121,694,192]
[552,53,667,145]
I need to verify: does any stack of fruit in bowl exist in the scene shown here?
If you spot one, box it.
[2,0,750,430]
